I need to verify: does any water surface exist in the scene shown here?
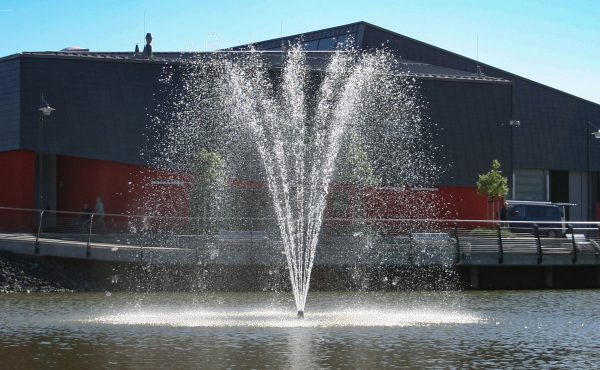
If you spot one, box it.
[1,290,599,369]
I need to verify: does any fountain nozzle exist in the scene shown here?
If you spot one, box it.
[297,310,304,319]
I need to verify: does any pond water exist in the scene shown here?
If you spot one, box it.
[1,290,599,369]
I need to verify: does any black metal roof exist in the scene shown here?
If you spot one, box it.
[1,49,508,84]
[231,21,599,106]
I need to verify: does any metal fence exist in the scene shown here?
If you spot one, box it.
[1,206,599,264]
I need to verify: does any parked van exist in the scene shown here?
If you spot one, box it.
[499,200,573,237]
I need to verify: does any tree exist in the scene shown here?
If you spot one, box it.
[335,140,381,226]
[477,160,509,222]
[337,139,381,188]
[190,149,225,233]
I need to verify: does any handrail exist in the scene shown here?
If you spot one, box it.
[568,224,577,263]
[2,205,600,225]
[534,224,543,264]
[35,210,44,254]
[497,223,504,264]
[86,214,94,257]
[4,206,600,266]
[453,224,460,263]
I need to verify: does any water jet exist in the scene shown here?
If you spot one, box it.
[152,46,436,314]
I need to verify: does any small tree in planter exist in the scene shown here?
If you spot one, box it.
[190,149,225,233]
[477,160,509,223]
[336,140,381,230]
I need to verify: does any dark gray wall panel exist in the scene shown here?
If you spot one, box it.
[361,24,600,173]
[19,57,166,165]
[0,58,20,151]
[419,79,512,186]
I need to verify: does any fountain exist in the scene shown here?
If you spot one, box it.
[149,45,438,315]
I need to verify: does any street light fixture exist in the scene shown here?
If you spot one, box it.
[508,120,520,199]
[39,105,55,116]
[38,95,55,211]
[498,119,521,199]
[586,121,600,220]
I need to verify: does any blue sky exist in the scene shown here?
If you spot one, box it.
[1,0,599,103]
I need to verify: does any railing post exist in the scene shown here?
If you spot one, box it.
[568,224,577,263]
[497,223,504,264]
[534,223,542,264]
[35,210,44,254]
[408,221,415,265]
[454,224,460,264]
[86,214,94,257]
[250,218,254,248]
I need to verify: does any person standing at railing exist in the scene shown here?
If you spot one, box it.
[94,197,105,233]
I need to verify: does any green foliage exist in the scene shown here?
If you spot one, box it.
[476,160,508,200]
[192,149,225,191]
[337,141,381,188]
[190,149,225,232]
[331,140,380,234]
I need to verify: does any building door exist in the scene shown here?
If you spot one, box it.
[550,170,569,218]
[568,171,588,221]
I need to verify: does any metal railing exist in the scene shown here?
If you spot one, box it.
[451,220,600,264]
[1,206,600,264]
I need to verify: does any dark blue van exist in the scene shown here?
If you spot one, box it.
[499,200,571,237]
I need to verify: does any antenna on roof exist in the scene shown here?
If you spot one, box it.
[143,10,146,45]
[476,34,482,76]
[280,19,283,37]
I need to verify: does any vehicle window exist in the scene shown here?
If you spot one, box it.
[510,205,525,218]
[522,205,560,220]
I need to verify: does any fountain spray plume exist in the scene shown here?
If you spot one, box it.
[149,44,440,314]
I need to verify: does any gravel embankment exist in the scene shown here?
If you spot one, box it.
[0,252,72,293]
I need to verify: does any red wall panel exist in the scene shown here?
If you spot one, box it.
[437,186,489,220]
[0,150,35,209]
[323,185,488,234]
[56,156,191,216]
[53,156,489,223]
[0,151,36,231]
[326,185,488,221]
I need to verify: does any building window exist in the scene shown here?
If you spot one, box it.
[335,34,354,48]
[302,40,319,51]
[317,37,337,50]
[514,169,548,201]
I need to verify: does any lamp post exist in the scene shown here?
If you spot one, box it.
[587,120,600,220]
[38,94,55,211]
[508,119,520,200]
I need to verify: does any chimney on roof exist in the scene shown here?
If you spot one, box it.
[143,33,153,58]
[134,43,139,55]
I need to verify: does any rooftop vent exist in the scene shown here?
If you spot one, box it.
[60,46,90,52]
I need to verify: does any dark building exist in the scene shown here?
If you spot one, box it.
[1,22,599,220]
